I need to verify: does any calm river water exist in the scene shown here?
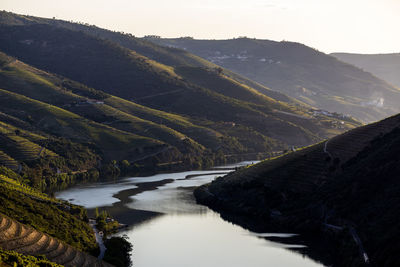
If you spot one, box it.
[56,162,325,267]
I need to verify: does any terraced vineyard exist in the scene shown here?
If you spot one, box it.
[221,143,330,193]
[195,114,400,267]
[0,120,58,171]
[0,133,57,161]
[218,113,400,195]
[0,213,113,267]
[0,150,18,171]
[326,114,400,163]
[0,175,58,203]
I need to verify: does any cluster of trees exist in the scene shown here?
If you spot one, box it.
[95,208,119,234]
[103,236,133,267]
[94,209,132,267]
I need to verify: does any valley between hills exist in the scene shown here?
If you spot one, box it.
[0,10,399,267]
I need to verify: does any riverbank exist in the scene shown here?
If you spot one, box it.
[194,180,370,267]
[56,162,325,267]
[48,154,270,195]
[87,179,173,226]
[194,185,341,265]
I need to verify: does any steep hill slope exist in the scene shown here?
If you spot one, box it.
[0,53,207,156]
[0,24,359,147]
[0,10,304,106]
[0,51,287,165]
[195,114,400,266]
[332,52,400,88]
[0,48,292,189]
[0,120,102,192]
[0,248,62,266]
[0,173,96,251]
[0,89,166,162]
[0,171,117,266]
[0,214,112,267]
[151,37,400,122]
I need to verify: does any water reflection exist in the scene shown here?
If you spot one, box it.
[56,162,325,267]
[116,212,322,267]
[127,173,224,214]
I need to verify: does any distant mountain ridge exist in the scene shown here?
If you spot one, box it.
[149,37,400,123]
[0,11,300,106]
[331,52,400,88]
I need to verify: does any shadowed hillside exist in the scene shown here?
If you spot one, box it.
[195,114,400,266]
[0,10,306,107]
[0,89,166,162]
[0,51,286,167]
[0,23,359,149]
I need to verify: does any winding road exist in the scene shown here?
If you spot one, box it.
[89,219,106,260]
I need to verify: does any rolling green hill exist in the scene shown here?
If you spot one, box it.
[0,173,96,252]
[332,52,400,88]
[0,9,299,105]
[0,51,281,162]
[0,23,359,147]
[150,37,400,123]
[0,54,207,156]
[0,89,165,162]
[0,47,288,190]
[0,11,362,195]
[195,113,400,266]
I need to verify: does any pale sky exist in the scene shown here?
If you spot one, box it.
[1,0,400,54]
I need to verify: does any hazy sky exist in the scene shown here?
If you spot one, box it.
[2,0,399,53]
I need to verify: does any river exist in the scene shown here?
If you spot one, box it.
[56,161,325,267]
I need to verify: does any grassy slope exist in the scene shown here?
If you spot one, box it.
[0,55,208,155]
[29,16,305,106]
[0,12,327,108]
[0,248,62,267]
[151,38,400,123]
[0,173,96,252]
[0,112,103,190]
[0,121,57,162]
[0,89,165,162]
[195,113,400,266]
[0,23,359,147]
[0,118,60,172]
[0,51,267,155]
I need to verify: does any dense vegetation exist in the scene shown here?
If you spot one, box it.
[0,9,398,267]
[0,248,62,267]
[195,114,400,266]
[0,24,358,144]
[95,209,119,234]
[0,13,361,192]
[103,236,132,267]
[0,171,97,252]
